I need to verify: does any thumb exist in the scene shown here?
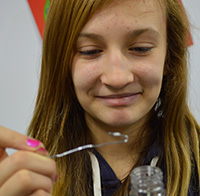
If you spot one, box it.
[0,126,44,151]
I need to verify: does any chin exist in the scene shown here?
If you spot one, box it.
[103,118,136,128]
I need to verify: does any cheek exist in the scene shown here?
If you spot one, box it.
[135,59,165,87]
[72,60,101,91]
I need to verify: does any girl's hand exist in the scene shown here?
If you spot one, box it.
[0,126,57,196]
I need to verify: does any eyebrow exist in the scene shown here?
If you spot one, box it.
[78,28,160,42]
[127,28,160,39]
[78,33,104,41]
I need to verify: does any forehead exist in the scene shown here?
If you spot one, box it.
[81,0,166,33]
[100,0,165,13]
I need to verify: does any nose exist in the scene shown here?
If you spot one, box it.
[100,51,134,89]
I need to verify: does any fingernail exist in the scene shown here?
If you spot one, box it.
[37,147,48,153]
[54,174,58,183]
[26,138,40,148]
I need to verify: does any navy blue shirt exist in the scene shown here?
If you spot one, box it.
[93,150,121,195]
[93,148,199,196]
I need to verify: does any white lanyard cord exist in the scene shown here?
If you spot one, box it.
[150,156,159,167]
[89,151,159,196]
[89,152,102,196]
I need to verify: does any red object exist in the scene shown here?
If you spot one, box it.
[27,0,193,46]
[186,30,194,47]
[27,0,47,38]
[178,0,193,46]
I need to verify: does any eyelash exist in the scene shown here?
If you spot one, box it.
[79,47,153,57]
[130,47,152,52]
[79,49,102,56]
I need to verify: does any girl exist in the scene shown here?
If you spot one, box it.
[0,0,199,195]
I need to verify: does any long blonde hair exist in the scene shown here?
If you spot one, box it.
[28,0,200,195]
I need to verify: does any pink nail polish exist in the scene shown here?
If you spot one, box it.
[26,139,40,147]
[37,147,48,153]
[54,174,58,183]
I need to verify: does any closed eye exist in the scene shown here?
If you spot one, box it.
[79,49,103,56]
[129,47,153,54]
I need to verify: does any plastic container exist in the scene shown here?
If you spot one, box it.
[130,166,166,196]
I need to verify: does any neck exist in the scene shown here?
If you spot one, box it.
[86,115,151,180]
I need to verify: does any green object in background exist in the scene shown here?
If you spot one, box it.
[44,0,51,22]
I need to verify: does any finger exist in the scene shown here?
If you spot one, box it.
[0,126,44,151]
[29,189,51,196]
[0,170,53,196]
[0,151,57,187]
[36,148,49,156]
[0,149,8,162]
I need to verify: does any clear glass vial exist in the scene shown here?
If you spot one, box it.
[129,166,166,196]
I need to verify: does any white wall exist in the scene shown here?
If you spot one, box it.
[182,0,200,122]
[0,0,42,134]
[0,0,200,139]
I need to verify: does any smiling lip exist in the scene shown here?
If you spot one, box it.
[96,93,140,106]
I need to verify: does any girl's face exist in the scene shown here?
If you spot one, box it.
[72,0,166,130]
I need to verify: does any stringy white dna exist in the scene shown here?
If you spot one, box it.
[50,132,129,158]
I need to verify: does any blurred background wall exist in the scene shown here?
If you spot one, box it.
[0,0,200,139]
